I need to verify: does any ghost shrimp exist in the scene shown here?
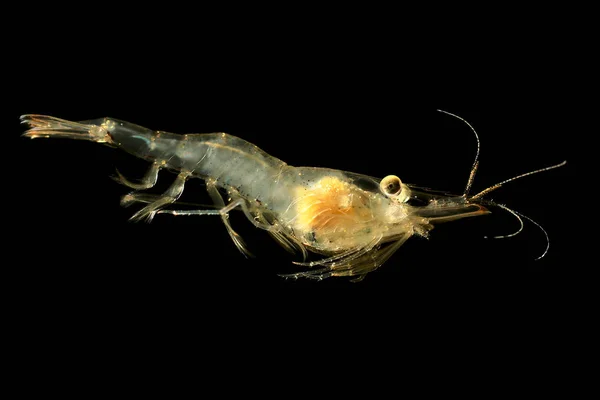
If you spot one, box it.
[20,112,566,281]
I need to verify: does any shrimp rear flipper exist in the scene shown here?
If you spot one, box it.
[20,115,112,143]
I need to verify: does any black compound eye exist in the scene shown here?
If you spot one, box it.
[380,175,402,196]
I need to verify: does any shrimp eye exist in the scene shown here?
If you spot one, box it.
[380,175,402,196]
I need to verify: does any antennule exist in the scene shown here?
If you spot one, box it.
[436,110,481,198]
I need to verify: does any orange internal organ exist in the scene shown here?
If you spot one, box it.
[294,176,373,236]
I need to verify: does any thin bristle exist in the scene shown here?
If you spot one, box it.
[482,201,551,261]
[21,114,59,128]
[484,203,524,239]
[470,161,567,200]
[518,211,551,261]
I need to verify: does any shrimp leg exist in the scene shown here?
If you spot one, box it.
[121,192,164,207]
[113,162,161,190]
[339,233,412,282]
[152,193,252,257]
[156,199,245,216]
[281,233,409,282]
[129,172,188,222]
[227,189,308,259]
[206,181,252,257]
[121,193,221,212]
[279,235,382,280]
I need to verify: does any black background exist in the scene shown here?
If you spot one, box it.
[5,6,584,389]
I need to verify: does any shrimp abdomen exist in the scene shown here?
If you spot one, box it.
[22,115,292,213]
[98,119,289,203]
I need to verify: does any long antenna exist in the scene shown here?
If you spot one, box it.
[483,203,524,239]
[482,201,551,260]
[470,161,567,201]
[434,110,566,260]
[436,109,481,198]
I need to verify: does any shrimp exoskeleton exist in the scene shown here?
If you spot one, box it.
[21,111,566,282]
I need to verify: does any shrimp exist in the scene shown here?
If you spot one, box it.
[20,111,566,282]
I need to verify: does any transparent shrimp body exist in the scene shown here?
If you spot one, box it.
[21,113,564,281]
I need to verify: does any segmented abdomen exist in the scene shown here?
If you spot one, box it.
[103,118,289,206]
